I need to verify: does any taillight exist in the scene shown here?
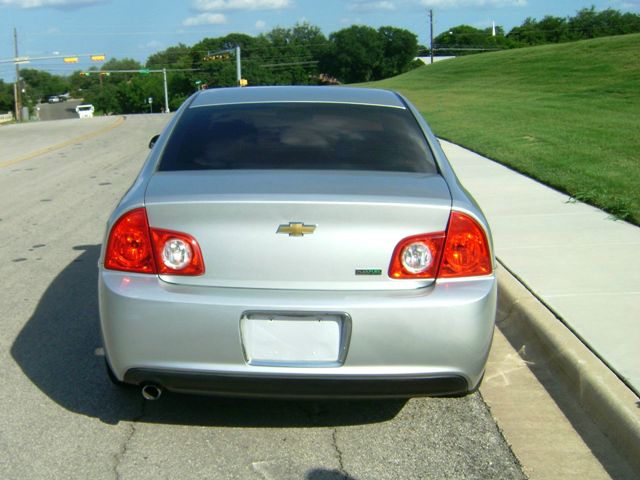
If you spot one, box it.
[389,233,445,279]
[104,208,156,273]
[150,229,205,275]
[389,211,492,280]
[104,208,204,275]
[439,211,492,278]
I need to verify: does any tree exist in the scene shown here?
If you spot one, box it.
[146,43,192,69]
[507,17,545,46]
[321,25,384,83]
[376,26,418,79]
[0,80,13,113]
[102,58,143,71]
[258,23,328,84]
[507,8,640,46]
[20,68,69,104]
[537,16,569,43]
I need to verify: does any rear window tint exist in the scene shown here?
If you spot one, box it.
[158,102,437,173]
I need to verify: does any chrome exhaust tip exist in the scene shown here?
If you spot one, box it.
[141,384,163,401]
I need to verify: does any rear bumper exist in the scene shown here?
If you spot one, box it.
[124,369,468,398]
[99,270,496,398]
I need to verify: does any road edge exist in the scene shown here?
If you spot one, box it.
[0,116,126,169]
[496,264,640,474]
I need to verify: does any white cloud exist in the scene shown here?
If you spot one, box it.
[192,0,291,11]
[420,0,526,7]
[182,12,227,26]
[255,19,267,29]
[144,40,163,49]
[615,1,640,8]
[0,0,105,7]
[348,1,396,12]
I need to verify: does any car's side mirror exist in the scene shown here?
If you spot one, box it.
[149,134,160,149]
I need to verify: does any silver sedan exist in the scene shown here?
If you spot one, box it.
[98,86,496,400]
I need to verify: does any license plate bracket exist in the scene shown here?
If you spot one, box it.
[240,311,351,367]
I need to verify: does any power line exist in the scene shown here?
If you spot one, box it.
[261,60,318,69]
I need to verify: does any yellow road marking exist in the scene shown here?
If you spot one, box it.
[0,116,126,169]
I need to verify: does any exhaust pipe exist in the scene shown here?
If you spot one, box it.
[141,384,163,401]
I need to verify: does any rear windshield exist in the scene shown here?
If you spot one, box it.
[158,102,437,173]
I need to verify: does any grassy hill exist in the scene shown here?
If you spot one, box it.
[364,34,640,223]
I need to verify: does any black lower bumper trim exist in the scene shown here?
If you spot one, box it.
[123,368,469,398]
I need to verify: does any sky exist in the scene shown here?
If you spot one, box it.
[1,0,639,81]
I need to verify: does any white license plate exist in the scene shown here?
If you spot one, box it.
[240,312,345,366]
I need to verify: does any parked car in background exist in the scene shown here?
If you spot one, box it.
[75,104,94,119]
[47,95,60,103]
[99,86,496,401]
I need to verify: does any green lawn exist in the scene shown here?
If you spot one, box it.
[363,34,640,223]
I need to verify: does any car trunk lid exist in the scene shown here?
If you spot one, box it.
[144,170,451,290]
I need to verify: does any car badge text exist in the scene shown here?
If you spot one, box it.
[276,222,317,237]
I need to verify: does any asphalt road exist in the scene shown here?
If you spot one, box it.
[38,99,83,121]
[0,115,525,480]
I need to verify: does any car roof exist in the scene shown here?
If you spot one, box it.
[190,86,406,109]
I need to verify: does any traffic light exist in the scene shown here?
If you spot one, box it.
[79,72,90,77]
[203,53,230,62]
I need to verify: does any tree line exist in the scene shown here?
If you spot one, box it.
[1,6,638,116]
[432,7,640,55]
[1,22,420,115]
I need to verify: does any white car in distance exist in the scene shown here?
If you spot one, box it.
[76,104,94,119]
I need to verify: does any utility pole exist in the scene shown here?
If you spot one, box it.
[163,68,169,113]
[429,9,434,65]
[235,45,242,86]
[14,27,22,122]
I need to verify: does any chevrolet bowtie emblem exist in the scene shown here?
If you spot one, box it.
[276,222,317,237]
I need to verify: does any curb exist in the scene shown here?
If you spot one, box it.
[496,264,640,474]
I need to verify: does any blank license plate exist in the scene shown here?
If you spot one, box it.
[240,312,344,366]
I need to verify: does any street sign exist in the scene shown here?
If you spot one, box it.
[64,57,79,63]
[148,97,153,104]
[139,69,150,74]
[91,55,106,61]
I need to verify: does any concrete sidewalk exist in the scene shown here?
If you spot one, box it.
[441,140,640,472]
[441,140,640,397]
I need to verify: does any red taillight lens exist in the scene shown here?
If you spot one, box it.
[104,208,156,273]
[104,208,204,276]
[389,211,492,280]
[439,211,492,278]
[150,229,205,276]
[389,233,445,279]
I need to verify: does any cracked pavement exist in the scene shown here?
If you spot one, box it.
[0,116,524,480]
